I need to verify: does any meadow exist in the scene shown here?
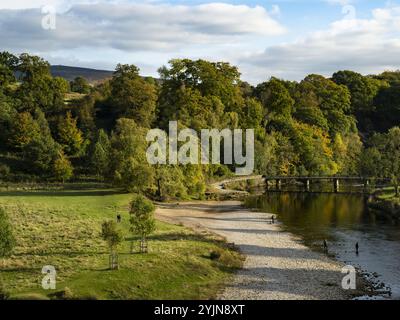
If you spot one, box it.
[0,189,242,300]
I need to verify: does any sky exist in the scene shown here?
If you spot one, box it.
[0,0,399,84]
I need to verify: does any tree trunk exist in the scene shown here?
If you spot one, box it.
[140,236,148,253]
[157,178,161,198]
[130,240,134,254]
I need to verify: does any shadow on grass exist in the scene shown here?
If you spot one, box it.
[11,251,109,257]
[0,190,125,197]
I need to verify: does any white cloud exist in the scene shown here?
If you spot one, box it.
[239,5,400,83]
[0,2,285,53]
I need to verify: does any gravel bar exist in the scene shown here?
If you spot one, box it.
[156,201,352,300]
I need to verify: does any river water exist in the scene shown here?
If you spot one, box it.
[245,191,400,300]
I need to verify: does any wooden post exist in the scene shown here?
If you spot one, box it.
[276,179,282,190]
[333,178,340,193]
[305,179,310,192]
[140,238,148,253]
[364,179,370,191]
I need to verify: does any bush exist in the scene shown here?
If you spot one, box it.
[0,283,10,300]
[0,164,10,178]
[49,287,75,300]
[209,250,222,260]
[0,208,16,258]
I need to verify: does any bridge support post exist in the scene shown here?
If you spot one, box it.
[265,179,269,191]
[333,178,340,193]
[276,179,282,190]
[364,179,370,191]
[301,179,310,191]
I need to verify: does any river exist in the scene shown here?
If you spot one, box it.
[244,191,400,300]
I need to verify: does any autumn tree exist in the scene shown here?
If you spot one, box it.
[57,111,85,156]
[53,151,73,183]
[10,112,41,149]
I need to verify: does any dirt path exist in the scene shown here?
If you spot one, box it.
[156,201,351,300]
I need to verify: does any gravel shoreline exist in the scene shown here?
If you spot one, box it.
[156,201,360,300]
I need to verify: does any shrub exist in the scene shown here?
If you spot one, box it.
[129,194,156,253]
[0,164,10,178]
[209,250,222,260]
[0,208,16,259]
[0,282,10,300]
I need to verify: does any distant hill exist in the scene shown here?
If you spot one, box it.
[50,65,114,84]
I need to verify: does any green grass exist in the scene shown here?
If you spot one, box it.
[0,190,242,300]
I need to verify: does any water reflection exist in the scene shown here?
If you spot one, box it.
[245,192,400,299]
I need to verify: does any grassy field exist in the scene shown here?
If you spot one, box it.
[0,189,242,300]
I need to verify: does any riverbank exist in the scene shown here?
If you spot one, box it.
[368,191,400,220]
[156,201,367,300]
[0,190,242,300]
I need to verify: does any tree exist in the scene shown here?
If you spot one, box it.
[0,52,18,87]
[362,127,400,195]
[154,166,187,200]
[10,112,41,149]
[332,70,387,133]
[116,158,155,194]
[360,147,382,177]
[157,59,243,131]
[53,151,73,183]
[91,129,111,178]
[290,121,337,176]
[70,76,91,94]
[385,127,400,197]
[101,220,123,270]
[374,85,400,132]
[72,94,96,140]
[110,118,154,192]
[301,74,354,137]
[255,77,295,119]
[109,64,157,127]
[0,208,16,263]
[129,194,156,253]
[332,71,383,113]
[0,91,16,149]
[15,54,68,114]
[57,111,85,156]
[23,109,61,175]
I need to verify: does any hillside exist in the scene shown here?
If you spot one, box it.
[50,65,114,84]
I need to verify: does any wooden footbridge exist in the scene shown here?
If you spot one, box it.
[262,176,390,193]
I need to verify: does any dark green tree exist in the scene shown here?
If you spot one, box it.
[70,76,91,94]
[109,64,157,127]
